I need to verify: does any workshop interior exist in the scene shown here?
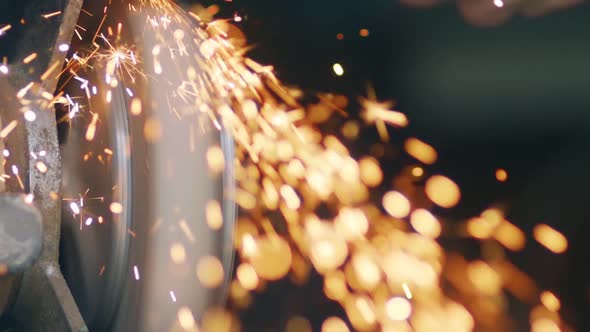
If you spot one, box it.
[0,0,589,331]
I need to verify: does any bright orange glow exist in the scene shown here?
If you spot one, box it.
[404,138,437,165]
[411,166,424,177]
[177,307,196,329]
[324,271,348,301]
[359,29,369,37]
[382,191,411,218]
[170,243,186,264]
[532,318,561,332]
[322,317,350,332]
[467,261,502,296]
[424,175,461,208]
[196,255,225,288]
[540,291,561,312]
[495,168,508,182]
[206,200,223,230]
[494,220,526,251]
[333,63,344,76]
[533,224,568,254]
[143,117,162,142]
[359,157,383,187]
[250,237,292,280]
[384,297,412,321]
[410,209,441,238]
[236,263,259,290]
[206,145,225,174]
[109,202,123,214]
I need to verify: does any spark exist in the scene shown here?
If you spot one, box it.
[133,265,140,280]
[11,165,23,189]
[17,82,34,99]
[404,137,437,164]
[24,110,36,122]
[332,63,344,76]
[85,113,99,141]
[130,98,142,115]
[540,291,561,312]
[35,161,48,173]
[25,194,34,204]
[70,202,81,215]
[401,282,413,299]
[170,243,186,264]
[42,10,62,19]
[0,24,12,35]
[0,121,17,138]
[496,168,508,182]
[23,53,38,64]
[494,0,504,8]
[385,297,412,321]
[110,202,123,214]
[169,290,177,302]
[177,307,196,329]
[178,219,196,243]
[533,224,568,254]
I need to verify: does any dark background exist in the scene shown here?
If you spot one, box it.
[190,0,590,330]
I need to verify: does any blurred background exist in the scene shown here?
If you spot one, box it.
[190,0,590,330]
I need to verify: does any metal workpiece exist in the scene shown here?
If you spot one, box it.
[0,194,43,274]
[12,262,87,332]
[0,0,86,330]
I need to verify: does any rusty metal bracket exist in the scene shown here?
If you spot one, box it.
[0,0,87,331]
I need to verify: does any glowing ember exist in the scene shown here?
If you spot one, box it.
[533,224,568,254]
[170,243,187,264]
[384,296,412,321]
[109,202,123,214]
[250,236,292,280]
[236,263,259,290]
[382,190,411,218]
[494,0,504,8]
[495,168,508,182]
[322,317,350,332]
[196,255,225,288]
[410,208,442,238]
[540,291,561,312]
[424,175,461,208]
[404,137,437,165]
[177,306,196,329]
[332,63,344,76]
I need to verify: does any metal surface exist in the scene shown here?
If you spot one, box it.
[0,0,87,330]
[58,4,237,331]
[60,77,133,331]
[0,194,43,273]
[0,80,29,318]
[131,8,237,331]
